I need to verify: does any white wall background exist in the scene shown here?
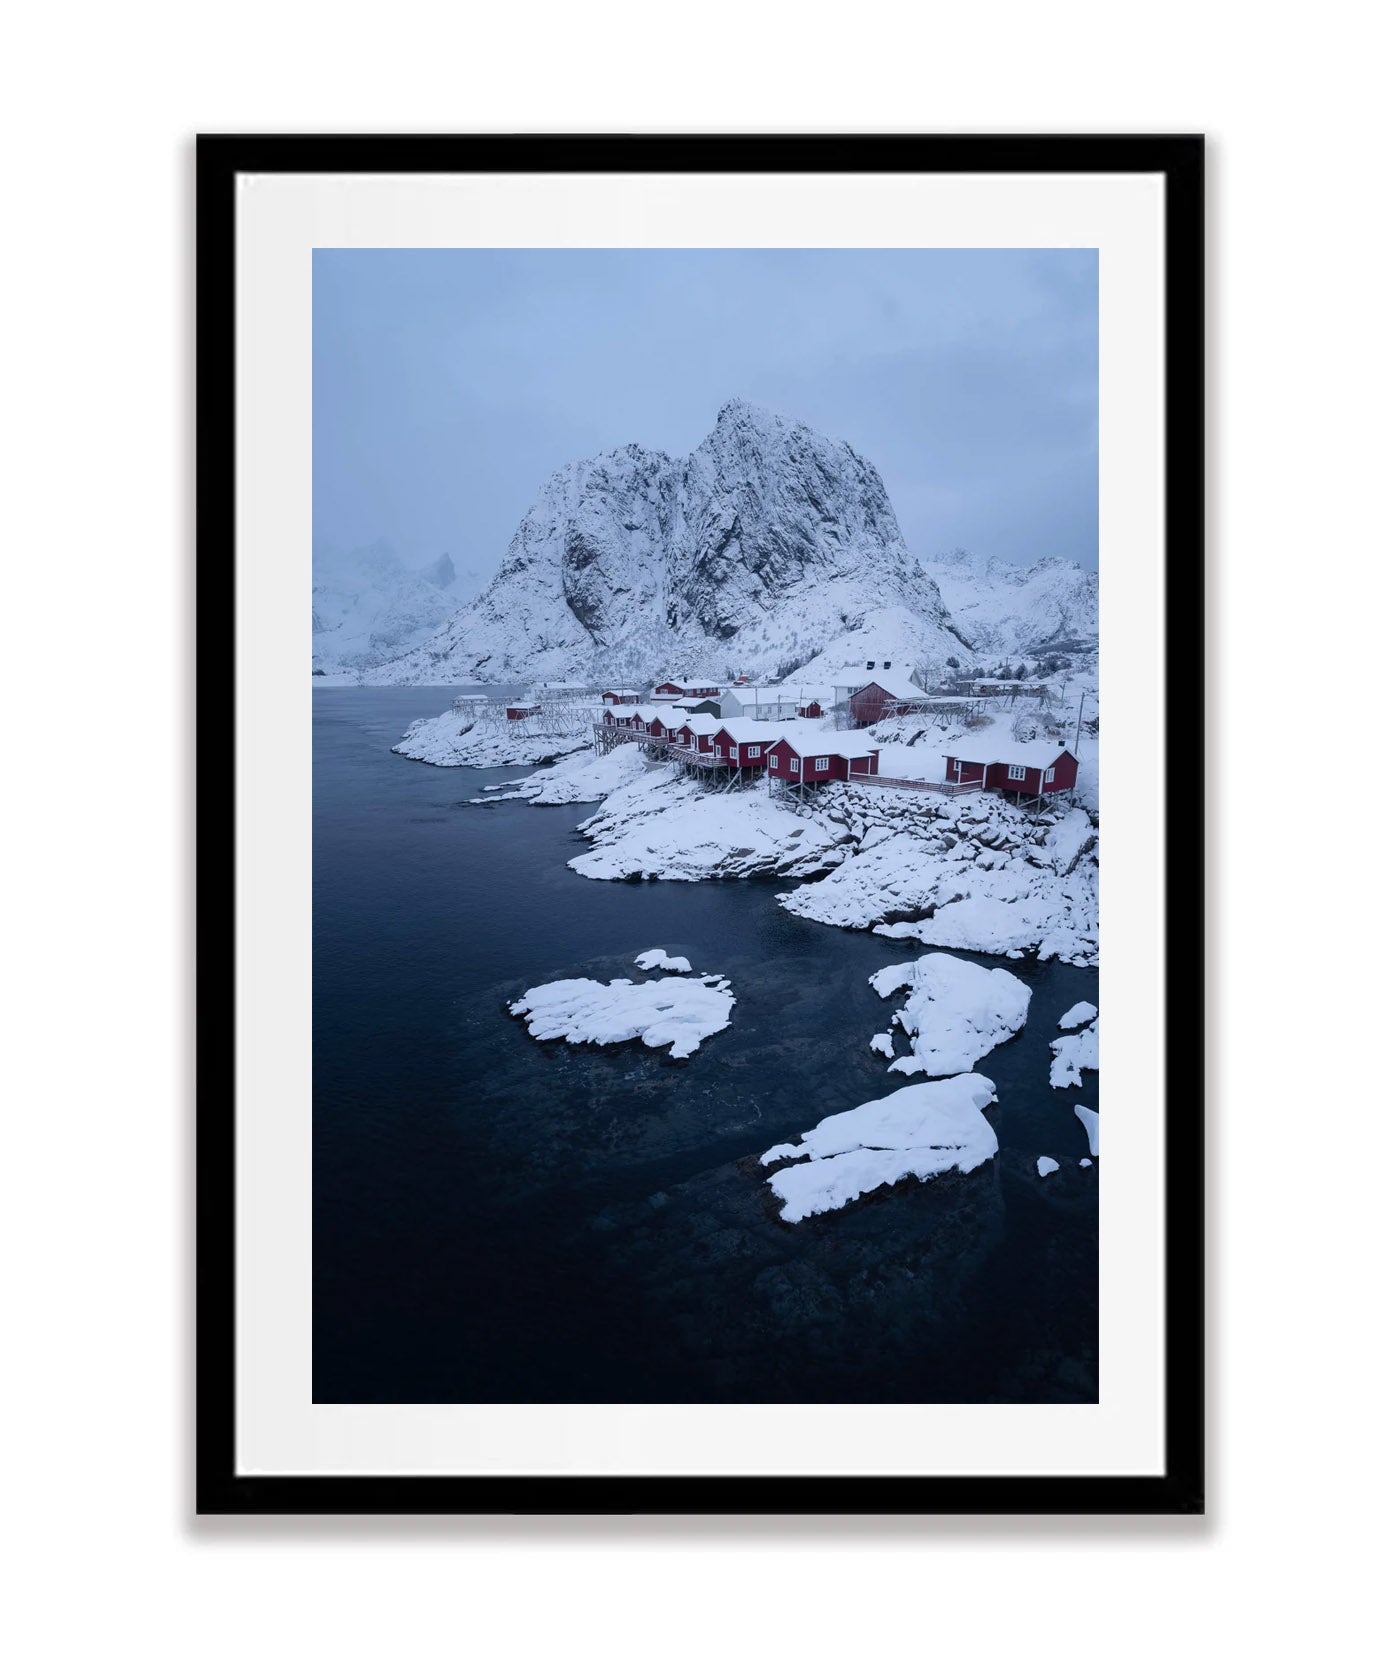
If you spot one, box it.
[3,4,1392,1676]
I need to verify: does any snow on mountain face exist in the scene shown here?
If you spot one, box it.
[312,541,465,674]
[931,547,1098,660]
[370,400,968,684]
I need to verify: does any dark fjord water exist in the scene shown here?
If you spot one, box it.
[315,686,1098,1403]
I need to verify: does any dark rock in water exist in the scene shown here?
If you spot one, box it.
[575,1153,1018,1402]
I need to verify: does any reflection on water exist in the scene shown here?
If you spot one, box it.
[314,687,1098,1403]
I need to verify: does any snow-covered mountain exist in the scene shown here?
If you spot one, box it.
[312,542,467,674]
[931,549,1098,660]
[369,400,970,685]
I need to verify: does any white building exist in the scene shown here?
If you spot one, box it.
[716,685,824,721]
[830,661,924,707]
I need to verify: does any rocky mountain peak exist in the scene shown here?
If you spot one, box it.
[367,404,967,685]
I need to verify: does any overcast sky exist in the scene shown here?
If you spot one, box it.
[314,248,1097,592]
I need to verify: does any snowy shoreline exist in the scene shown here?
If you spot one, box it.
[394,707,594,769]
[392,699,1098,1218]
[423,731,1099,969]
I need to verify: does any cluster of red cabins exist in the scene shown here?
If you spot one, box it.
[601,704,878,785]
[598,701,1079,799]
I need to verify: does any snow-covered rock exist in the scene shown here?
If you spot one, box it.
[569,773,848,883]
[472,742,652,802]
[1058,999,1098,1031]
[775,786,1098,966]
[1074,1105,1100,1155]
[312,541,465,676]
[509,974,734,1061]
[1049,1020,1100,1089]
[369,400,969,686]
[1079,1158,1093,1168]
[869,1032,895,1058]
[394,709,593,769]
[634,948,692,973]
[1037,1156,1060,1177]
[869,952,1031,1078]
[759,1073,999,1222]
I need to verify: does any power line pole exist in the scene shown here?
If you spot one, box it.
[1073,689,1085,757]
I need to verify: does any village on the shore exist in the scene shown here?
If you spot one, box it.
[388,651,1100,1219]
[436,659,1094,813]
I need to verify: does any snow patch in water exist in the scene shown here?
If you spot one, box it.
[759,1074,999,1222]
[1050,1020,1100,1089]
[634,947,693,973]
[509,973,733,1060]
[869,951,1031,1078]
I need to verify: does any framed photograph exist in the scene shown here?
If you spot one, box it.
[198,134,1203,1514]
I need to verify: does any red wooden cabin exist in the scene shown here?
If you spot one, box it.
[505,702,540,721]
[637,706,691,743]
[676,720,717,755]
[766,729,881,784]
[848,679,928,725]
[601,688,640,707]
[653,678,722,699]
[943,742,1078,797]
[712,721,782,772]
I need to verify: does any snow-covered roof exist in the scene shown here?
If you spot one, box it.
[637,705,694,729]
[770,725,881,758]
[831,664,924,692]
[713,717,788,742]
[721,685,821,705]
[654,676,724,690]
[943,732,1074,770]
[848,673,929,700]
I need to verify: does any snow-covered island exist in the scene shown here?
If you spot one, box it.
[1050,1016,1100,1089]
[509,972,735,1061]
[869,952,1032,1078]
[634,948,692,973]
[759,1074,1001,1222]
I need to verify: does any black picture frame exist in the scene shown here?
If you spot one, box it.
[196,133,1204,1517]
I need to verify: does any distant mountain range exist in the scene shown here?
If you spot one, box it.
[316,403,1097,684]
[931,549,1099,661]
[311,542,467,673]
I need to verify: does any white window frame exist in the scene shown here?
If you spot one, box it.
[789,757,799,773]
[952,758,962,775]
[747,744,760,759]
[1007,763,1026,781]
[768,753,779,769]
[729,745,738,759]
[1044,767,1055,785]
[814,756,830,772]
